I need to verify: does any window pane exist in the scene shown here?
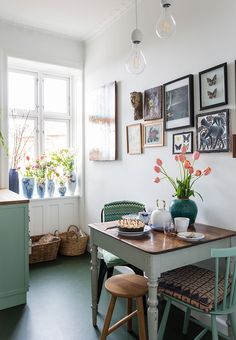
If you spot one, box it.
[43,76,68,114]
[8,71,36,110]
[8,116,36,169]
[44,120,69,153]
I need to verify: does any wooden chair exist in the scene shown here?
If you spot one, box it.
[157,246,236,340]
[97,200,145,304]
[100,274,148,340]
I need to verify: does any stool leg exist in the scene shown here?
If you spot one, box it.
[136,296,147,340]
[127,298,132,332]
[100,295,117,340]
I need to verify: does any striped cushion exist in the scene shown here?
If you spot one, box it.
[103,201,145,222]
[102,250,127,268]
[158,265,231,313]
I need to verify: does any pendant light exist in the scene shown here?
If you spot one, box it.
[156,0,176,39]
[125,0,146,75]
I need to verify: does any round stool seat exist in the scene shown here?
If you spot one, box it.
[105,274,148,298]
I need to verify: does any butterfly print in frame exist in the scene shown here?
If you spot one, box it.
[207,88,217,99]
[172,131,193,154]
[207,74,217,86]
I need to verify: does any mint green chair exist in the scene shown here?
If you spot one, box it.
[97,200,145,304]
[157,246,236,340]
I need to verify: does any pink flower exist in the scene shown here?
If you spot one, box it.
[179,154,186,162]
[154,177,160,183]
[183,160,191,169]
[156,158,163,166]
[188,167,194,175]
[26,155,30,161]
[193,151,200,160]
[174,155,179,161]
[203,167,212,176]
[194,169,202,176]
[181,145,187,154]
[153,165,161,173]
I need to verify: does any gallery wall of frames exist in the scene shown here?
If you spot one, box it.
[126,61,233,156]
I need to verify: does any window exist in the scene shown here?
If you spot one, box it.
[8,69,72,168]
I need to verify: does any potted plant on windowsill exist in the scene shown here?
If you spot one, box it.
[32,155,47,199]
[21,156,35,199]
[46,159,59,198]
[57,175,67,197]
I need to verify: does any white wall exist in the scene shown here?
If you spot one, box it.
[84,0,236,231]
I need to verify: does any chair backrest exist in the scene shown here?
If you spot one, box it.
[211,246,236,313]
[101,200,145,222]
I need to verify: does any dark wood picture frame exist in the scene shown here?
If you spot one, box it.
[172,131,193,154]
[126,123,142,155]
[199,62,228,110]
[233,134,236,158]
[164,74,194,131]
[144,86,162,121]
[196,109,229,153]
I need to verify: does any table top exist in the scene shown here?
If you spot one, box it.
[0,189,29,205]
[89,221,236,255]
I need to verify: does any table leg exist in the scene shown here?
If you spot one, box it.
[147,275,159,340]
[90,239,98,327]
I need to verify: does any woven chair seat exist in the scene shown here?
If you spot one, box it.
[158,265,231,313]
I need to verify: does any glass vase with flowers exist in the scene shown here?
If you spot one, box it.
[153,146,212,225]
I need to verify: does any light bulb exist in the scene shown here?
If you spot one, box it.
[125,42,146,75]
[156,5,176,39]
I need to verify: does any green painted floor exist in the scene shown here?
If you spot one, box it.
[0,254,216,340]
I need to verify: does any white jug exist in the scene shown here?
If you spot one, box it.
[150,199,172,230]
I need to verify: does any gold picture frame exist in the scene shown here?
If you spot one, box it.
[143,120,164,147]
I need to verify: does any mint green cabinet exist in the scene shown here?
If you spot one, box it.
[0,190,29,310]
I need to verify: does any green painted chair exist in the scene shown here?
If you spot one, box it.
[97,200,145,304]
[157,246,236,340]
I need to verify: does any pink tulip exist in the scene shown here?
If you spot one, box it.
[194,169,202,176]
[153,165,161,173]
[174,155,179,161]
[203,167,212,176]
[183,160,191,169]
[181,145,187,154]
[154,177,160,183]
[156,158,163,166]
[26,155,30,161]
[188,167,194,175]
[193,151,200,160]
[179,154,186,162]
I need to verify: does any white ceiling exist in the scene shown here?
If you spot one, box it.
[0,0,134,41]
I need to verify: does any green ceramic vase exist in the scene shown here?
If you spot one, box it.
[169,198,198,226]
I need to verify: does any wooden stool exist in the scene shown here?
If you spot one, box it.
[100,273,148,340]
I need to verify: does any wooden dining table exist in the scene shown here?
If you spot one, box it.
[89,221,236,340]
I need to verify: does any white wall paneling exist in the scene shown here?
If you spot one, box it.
[29,197,80,236]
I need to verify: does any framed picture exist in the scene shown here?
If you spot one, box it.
[143,120,164,147]
[126,123,142,155]
[233,134,236,158]
[89,81,117,161]
[196,109,229,153]
[173,131,193,154]
[164,74,194,131]
[144,86,162,121]
[199,63,228,110]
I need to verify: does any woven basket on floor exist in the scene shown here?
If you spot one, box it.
[29,234,61,264]
[59,225,88,256]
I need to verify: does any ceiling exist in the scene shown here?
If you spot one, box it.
[0,0,134,41]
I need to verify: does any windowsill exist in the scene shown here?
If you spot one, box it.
[29,194,81,202]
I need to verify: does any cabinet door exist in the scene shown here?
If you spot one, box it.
[0,204,28,307]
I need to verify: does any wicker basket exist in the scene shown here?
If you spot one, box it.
[29,234,61,264]
[59,225,88,256]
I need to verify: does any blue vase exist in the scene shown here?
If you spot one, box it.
[37,182,46,198]
[22,177,35,199]
[47,179,55,197]
[9,169,19,193]
[68,171,76,195]
[58,184,66,197]
[169,198,198,226]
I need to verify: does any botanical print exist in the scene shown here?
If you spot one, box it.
[173,131,193,154]
[89,82,117,161]
[130,91,143,120]
[144,86,162,121]
[144,120,164,147]
[196,109,229,153]
[126,124,142,155]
